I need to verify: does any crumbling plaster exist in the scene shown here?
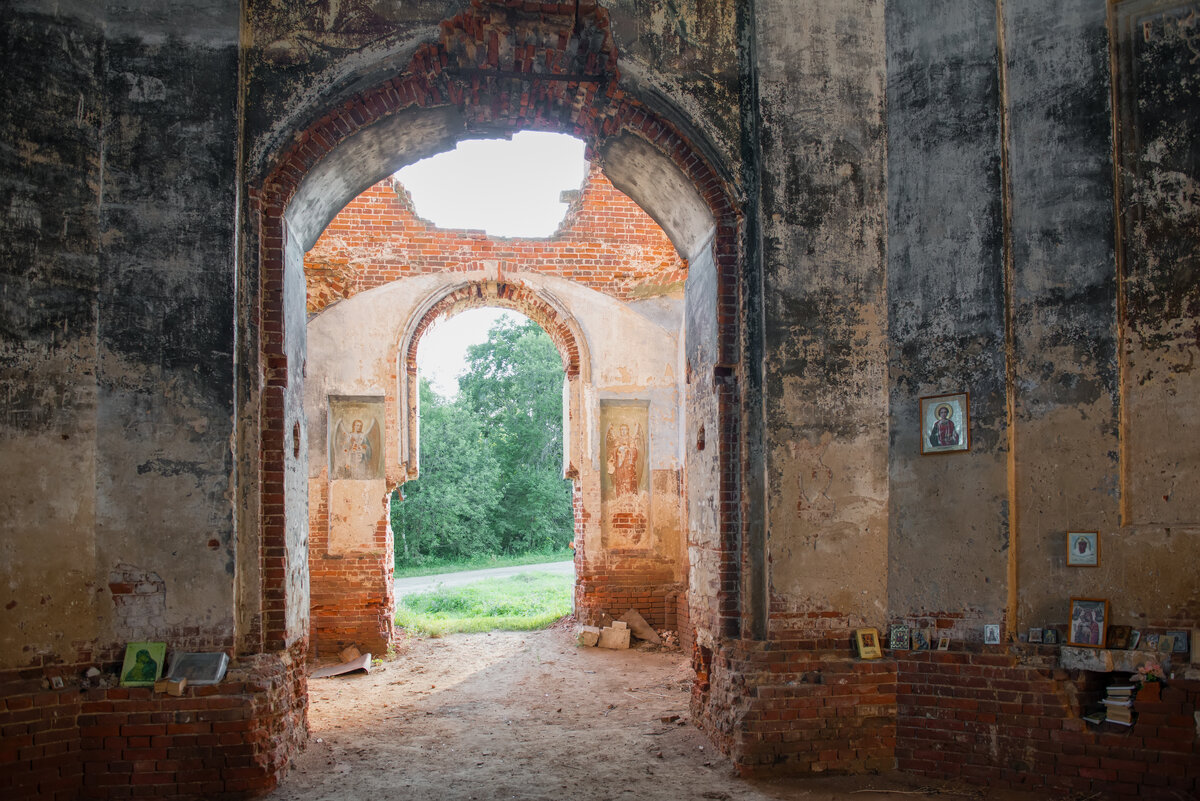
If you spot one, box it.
[2,4,242,668]
[243,1,741,189]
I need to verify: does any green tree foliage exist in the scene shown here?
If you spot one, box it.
[390,380,502,563]
[391,317,574,567]
[459,318,574,554]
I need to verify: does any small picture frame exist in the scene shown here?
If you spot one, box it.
[1028,627,1043,643]
[919,392,970,455]
[912,630,931,651]
[1043,628,1058,644]
[49,675,65,690]
[166,652,230,686]
[1143,632,1159,651]
[889,623,911,651]
[855,628,883,659]
[1158,634,1176,654]
[1068,598,1108,648]
[1108,625,1132,650]
[120,641,167,687]
[983,624,1001,645]
[936,636,951,651]
[1128,629,1141,650]
[1164,630,1189,654]
[1066,531,1099,567]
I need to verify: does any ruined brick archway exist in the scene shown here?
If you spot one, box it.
[250,0,743,662]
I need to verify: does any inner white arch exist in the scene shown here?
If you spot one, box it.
[396,131,587,238]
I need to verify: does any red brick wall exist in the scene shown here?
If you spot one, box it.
[307,479,394,659]
[692,639,898,776]
[304,163,688,314]
[691,634,1197,797]
[574,543,682,634]
[0,643,306,800]
[897,647,1200,799]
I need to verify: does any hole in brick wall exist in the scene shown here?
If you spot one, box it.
[292,421,301,459]
[696,425,705,451]
[396,132,587,238]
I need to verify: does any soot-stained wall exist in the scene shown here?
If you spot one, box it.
[242,0,742,188]
[756,0,890,635]
[886,0,1199,640]
[1,10,105,665]
[1,2,242,667]
[1113,0,1200,618]
[886,1,1009,628]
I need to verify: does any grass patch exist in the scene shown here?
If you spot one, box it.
[393,548,574,579]
[395,571,572,637]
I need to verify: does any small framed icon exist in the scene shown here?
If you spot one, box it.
[1066,531,1099,567]
[854,628,883,659]
[1068,598,1109,648]
[919,392,970,455]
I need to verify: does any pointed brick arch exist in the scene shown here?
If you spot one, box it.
[251,0,742,654]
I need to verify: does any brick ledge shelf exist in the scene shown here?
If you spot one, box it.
[1059,645,1172,673]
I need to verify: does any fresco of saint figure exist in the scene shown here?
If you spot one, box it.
[605,422,642,496]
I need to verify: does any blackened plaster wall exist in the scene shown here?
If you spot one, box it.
[1,2,243,667]
[885,0,1199,639]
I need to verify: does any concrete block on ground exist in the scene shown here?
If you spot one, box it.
[598,626,631,649]
[577,626,601,647]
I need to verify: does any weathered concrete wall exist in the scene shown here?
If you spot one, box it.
[1004,0,1121,630]
[1,9,104,669]
[756,0,890,636]
[886,0,1009,632]
[1,2,242,668]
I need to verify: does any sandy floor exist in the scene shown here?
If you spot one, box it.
[267,624,1043,801]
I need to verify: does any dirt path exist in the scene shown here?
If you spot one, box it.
[268,624,1041,801]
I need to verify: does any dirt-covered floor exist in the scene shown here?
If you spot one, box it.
[267,623,1045,801]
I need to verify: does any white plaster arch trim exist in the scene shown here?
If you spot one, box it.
[396,276,593,481]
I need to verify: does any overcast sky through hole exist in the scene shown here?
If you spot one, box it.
[400,132,587,398]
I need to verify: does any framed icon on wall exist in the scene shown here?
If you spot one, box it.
[1066,531,1099,567]
[919,392,970,455]
[1068,598,1109,648]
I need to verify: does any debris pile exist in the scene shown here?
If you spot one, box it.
[576,609,679,650]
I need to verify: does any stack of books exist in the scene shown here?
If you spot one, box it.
[1101,684,1135,726]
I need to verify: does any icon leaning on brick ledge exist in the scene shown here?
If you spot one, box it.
[854,628,883,659]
